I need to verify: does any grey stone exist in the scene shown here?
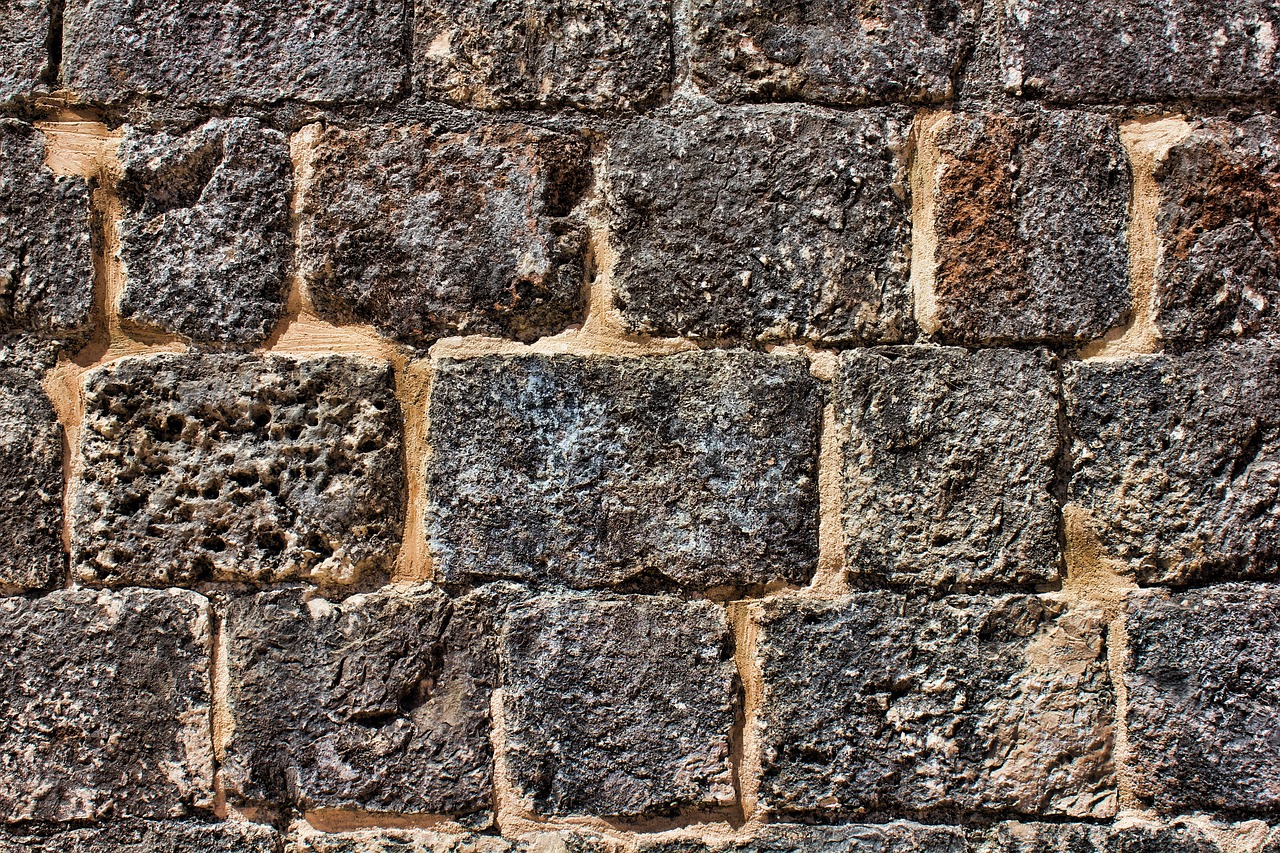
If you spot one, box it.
[925,109,1130,345]
[689,0,978,105]
[502,594,735,818]
[0,0,49,103]
[0,820,281,852]
[636,823,969,852]
[1124,584,1280,813]
[978,821,1223,852]
[221,584,502,817]
[755,593,1116,818]
[427,351,821,590]
[838,347,1061,588]
[414,0,672,109]
[117,119,292,345]
[606,106,911,343]
[301,124,589,349]
[73,353,404,587]
[287,825,616,853]
[1065,347,1280,585]
[0,588,214,822]
[61,0,405,104]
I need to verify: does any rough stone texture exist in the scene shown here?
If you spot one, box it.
[756,593,1116,818]
[689,0,978,105]
[0,588,214,822]
[61,0,406,104]
[414,0,672,109]
[288,825,616,853]
[1124,584,1280,813]
[117,119,292,345]
[637,823,969,852]
[0,120,94,342]
[73,353,404,587]
[301,124,589,349]
[1001,0,1280,102]
[606,106,910,343]
[427,351,821,590]
[502,594,735,818]
[1153,116,1280,349]
[221,584,503,817]
[0,821,281,853]
[1065,348,1280,585]
[0,0,49,103]
[927,110,1130,345]
[838,347,1061,588]
[977,822,1224,852]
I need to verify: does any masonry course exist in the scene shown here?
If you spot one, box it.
[0,0,49,103]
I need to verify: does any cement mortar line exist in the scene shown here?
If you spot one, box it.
[907,110,949,338]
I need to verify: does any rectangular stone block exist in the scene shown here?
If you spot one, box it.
[689,0,978,105]
[978,821,1224,852]
[501,594,735,818]
[1001,0,1280,102]
[1124,584,1280,813]
[0,820,280,852]
[1066,347,1280,584]
[636,823,969,852]
[117,119,292,345]
[0,0,49,103]
[288,824,616,853]
[300,124,589,349]
[61,0,406,104]
[755,593,1116,818]
[920,110,1130,345]
[0,588,214,822]
[427,351,821,590]
[838,347,1061,588]
[606,107,910,343]
[221,584,501,818]
[414,0,672,109]
[73,353,404,587]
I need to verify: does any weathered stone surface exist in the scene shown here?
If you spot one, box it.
[288,824,616,853]
[427,351,820,590]
[606,106,910,343]
[222,584,502,817]
[838,347,1061,588]
[502,594,735,818]
[756,593,1115,817]
[73,353,404,587]
[690,0,978,105]
[117,119,292,345]
[977,821,1223,852]
[301,124,589,349]
[924,110,1130,345]
[637,823,969,852]
[0,820,281,852]
[0,120,94,341]
[0,0,49,103]
[1066,348,1280,585]
[1124,584,1280,812]
[1153,116,1280,349]
[0,588,214,822]
[1001,0,1280,102]
[414,0,671,109]
[61,0,405,104]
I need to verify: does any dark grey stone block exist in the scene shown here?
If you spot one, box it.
[0,820,281,853]
[287,825,616,853]
[978,821,1224,852]
[636,822,969,852]
[0,0,50,103]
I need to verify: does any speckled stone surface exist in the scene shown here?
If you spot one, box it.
[636,823,969,852]
[0,820,281,853]
[287,824,618,852]
[977,821,1225,852]
[0,0,49,103]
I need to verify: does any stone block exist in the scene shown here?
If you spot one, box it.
[117,119,292,345]
[0,588,214,822]
[427,351,821,590]
[636,823,969,852]
[755,593,1116,817]
[501,594,735,818]
[838,347,1061,588]
[301,124,589,349]
[606,106,910,343]
[73,353,404,587]
[0,820,281,852]
[978,821,1223,852]
[0,0,49,103]
[287,824,616,853]
[1065,347,1280,584]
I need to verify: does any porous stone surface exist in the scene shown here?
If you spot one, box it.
[925,110,1130,345]
[636,823,969,852]
[0,820,281,852]
[73,353,404,587]
[1001,0,1280,102]
[221,584,503,817]
[977,821,1223,852]
[414,0,672,109]
[1124,584,1280,813]
[301,124,589,349]
[502,594,735,818]
[288,825,616,853]
[1153,116,1280,348]
[0,588,214,822]
[606,106,910,343]
[61,0,406,104]
[0,120,94,342]
[0,0,49,103]
[755,593,1116,818]
[838,347,1061,588]
[1065,348,1280,585]
[427,351,821,590]
[689,0,978,105]
[117,119,292,345]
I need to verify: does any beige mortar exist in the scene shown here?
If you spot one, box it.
[908,111,950,337]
